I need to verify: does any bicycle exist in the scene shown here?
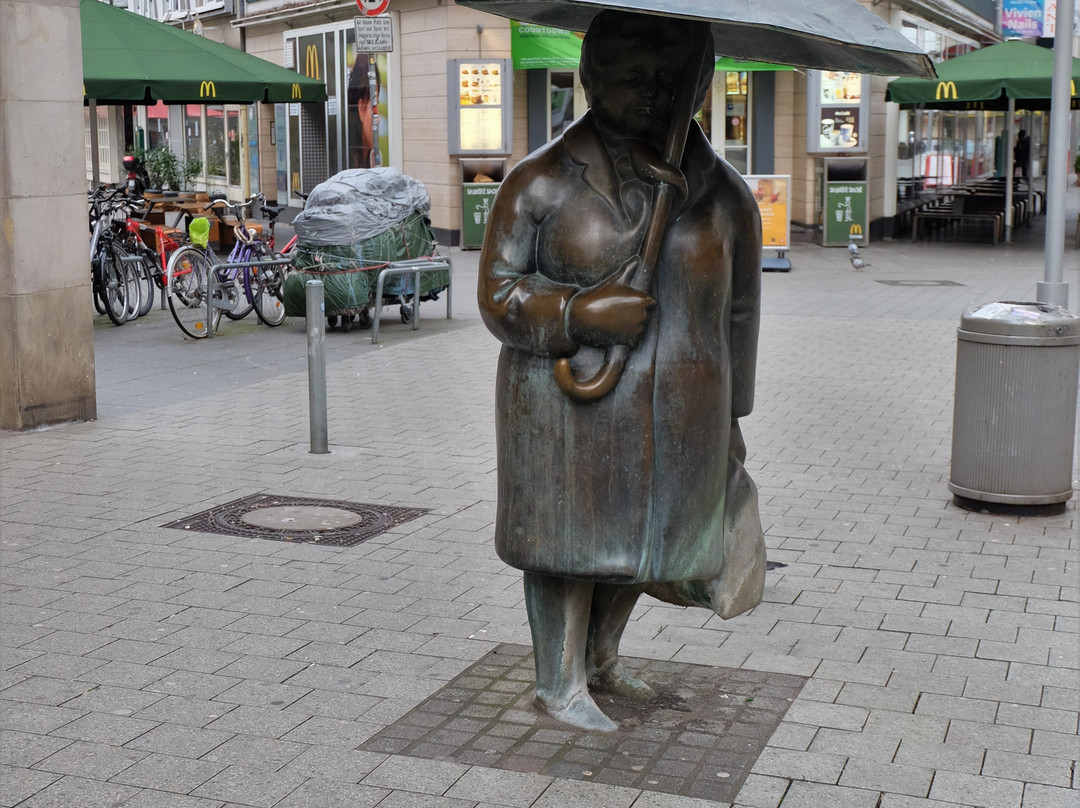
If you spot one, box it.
[88,187,142,325]
[165,194,294,339]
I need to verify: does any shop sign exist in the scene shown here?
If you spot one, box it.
[1003,0,1044,36]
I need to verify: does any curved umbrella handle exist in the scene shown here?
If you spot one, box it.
[553,346,630,403]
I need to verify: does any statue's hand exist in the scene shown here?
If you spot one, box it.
[567,256,656,348]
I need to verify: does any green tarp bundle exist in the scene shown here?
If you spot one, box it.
[282,212,450,318]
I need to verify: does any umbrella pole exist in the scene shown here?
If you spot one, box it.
[1005,97,1014,242]
[553,21,712,403]
[1037,0,1075,309]
[89,98,101,186]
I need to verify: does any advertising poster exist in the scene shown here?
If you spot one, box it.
[458,62,504,107]
[743,175,790,250]
[1002,0,1045,37]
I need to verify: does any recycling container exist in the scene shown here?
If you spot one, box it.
[950,301,1080,505]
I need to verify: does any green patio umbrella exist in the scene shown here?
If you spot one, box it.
[886,40,1080,110]
[81,0,326,104]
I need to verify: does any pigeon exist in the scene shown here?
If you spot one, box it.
[850,256,870,271]
[846,240,860,258]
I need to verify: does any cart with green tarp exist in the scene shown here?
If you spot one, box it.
[281,169,451,333]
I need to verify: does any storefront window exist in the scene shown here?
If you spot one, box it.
[549,71,576,139]
[184,104,202,174]
[700,71,750,174]
[206,105,226,178]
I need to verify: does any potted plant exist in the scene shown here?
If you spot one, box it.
[143,146,202,193]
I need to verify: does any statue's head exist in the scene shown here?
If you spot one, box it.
[580,10,714,146]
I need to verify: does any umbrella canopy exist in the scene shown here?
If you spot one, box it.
[886,40,1080,110]
[458,0,935,78]
[81,0,326,104]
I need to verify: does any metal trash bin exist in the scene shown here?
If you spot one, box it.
[950,301,1080,505]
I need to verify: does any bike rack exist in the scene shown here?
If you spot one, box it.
[370,257,454,345]
[205,257,294,339]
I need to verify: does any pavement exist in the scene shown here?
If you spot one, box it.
[2,181,1078,808]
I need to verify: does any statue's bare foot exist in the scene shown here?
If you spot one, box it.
[587,660,656,699]
[535,690,618,732]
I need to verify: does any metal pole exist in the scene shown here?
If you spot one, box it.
[1005,97,1015,241]
[306,280,329,454]
[1037,0,1075,309]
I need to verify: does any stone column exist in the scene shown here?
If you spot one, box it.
[1,0,96,429]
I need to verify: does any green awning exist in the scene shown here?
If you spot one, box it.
[886,40,1080,110]
[510,21,794,72]
[81,0,326,104]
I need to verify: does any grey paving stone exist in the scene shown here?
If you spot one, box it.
[0,731,72,768]
[32,740,146,780]
[111,751,227,793]
[443,765,553,806]
[928,770,1024,808]
[1020,783,1080,808]
[273,777,390,808]
[775,781,881,808]
[190,764,308,807]
[124,724,234,759]
[7,774,139,808]
[531,777,640,808]
[982,749,1074,787]
[50,712,158,746]
[838,759,932,797]
[115,790,228,808]
[361,755,470,794]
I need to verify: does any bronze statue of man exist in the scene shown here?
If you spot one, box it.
[478,10,766,732]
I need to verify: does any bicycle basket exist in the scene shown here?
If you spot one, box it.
[189,217,211,249]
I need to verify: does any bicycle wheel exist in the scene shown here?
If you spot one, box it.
[102,240,138,325]
[252,264,287,326]
[167,246,221,339]
[91,250,107,315]
[134,246,157,317]
[225,270,255,321]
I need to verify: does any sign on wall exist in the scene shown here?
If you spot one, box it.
[447,59,514,155]
[807,71,869,155]
[824,181,868,246]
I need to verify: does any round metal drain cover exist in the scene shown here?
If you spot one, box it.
[241,505,365,531]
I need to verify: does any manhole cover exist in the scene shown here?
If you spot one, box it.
[163,494,428,547]
[875,280,964,286]
[360,643,805,803]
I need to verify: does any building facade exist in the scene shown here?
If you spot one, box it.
[91,0,1026,244]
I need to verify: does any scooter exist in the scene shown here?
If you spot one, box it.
[122,154,151,196]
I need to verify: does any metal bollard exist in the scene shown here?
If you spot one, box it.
[306,280,329,454]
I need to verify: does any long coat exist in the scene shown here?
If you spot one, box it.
[478,112,765,617]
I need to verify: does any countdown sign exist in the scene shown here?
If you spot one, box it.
[357,0,389,17]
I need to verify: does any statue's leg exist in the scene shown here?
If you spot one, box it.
[585,583,655,699]
[524,571,617,732]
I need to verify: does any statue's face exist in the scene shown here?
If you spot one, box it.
[581,13,708,148]
[589,48,682,145]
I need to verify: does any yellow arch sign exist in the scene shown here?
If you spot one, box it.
[305,45,320,80]
[935,81,958,100]
[199,81,217,98]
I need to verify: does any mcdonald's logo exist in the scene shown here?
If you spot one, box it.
[291,83,302,99]
[199,80,216,98]
[304,45,320,80]
[935,81,958,100]
[849,223,863,236]
[292,172,301,192]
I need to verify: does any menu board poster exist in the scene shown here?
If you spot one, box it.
[459,108,503,152]
[807,71,868,154]
[743,175,790,250]
[819,71,863,104]
[458,62,503,107]
[818,108,861,150]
